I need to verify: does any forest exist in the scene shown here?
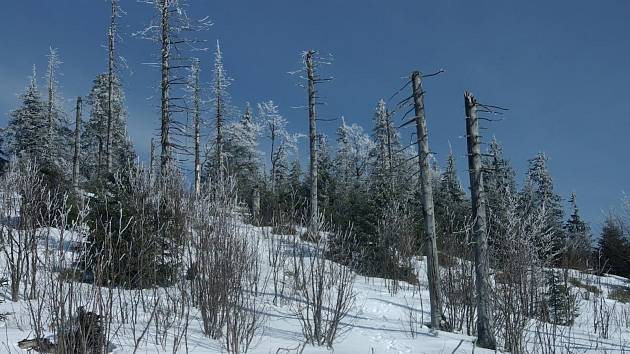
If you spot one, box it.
[0,1,629,353]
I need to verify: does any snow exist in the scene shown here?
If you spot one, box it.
[0,222,629,353]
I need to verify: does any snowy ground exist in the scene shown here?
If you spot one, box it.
[0,222,629,353]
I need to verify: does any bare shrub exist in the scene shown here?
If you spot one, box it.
[193,178,265,353]
[592,294,613,339]
[266,226,289,306]
[568,277,601,299]
[376,202,418,296]
[19,180,116,354]
[224,271,265,354]
[290,221,357,348]
[439,208,475,335]
[610,287,630,304]
[0,159,46,302]
[400,287,424,339]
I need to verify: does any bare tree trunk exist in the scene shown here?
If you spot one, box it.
[105,0,117,173]
[411,71,443,331]
[385,109,394,191]
[97,137,103,177]
[159,0,171,175]
[149,137,155,184]
[72,96,82,193]
[212,42,227,187]
[270,129,276,195]
[215,84,224,186]
[192,60,202,195]
[47,58,55,163]
[306,50,318,239]
[251,185,260,221]
[464,91,496,350]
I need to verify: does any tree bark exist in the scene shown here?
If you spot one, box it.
[464,91,496,349]
[105,0,117,173]
[215,86,224,185]
[214,42,225,186]
[46,55,55,163]
[306,51,318,239]
[251,185,260,221]
[411,71,443,332]
[192,60,201,195]
[72,96,82,193]
[385,109,394,191]
[149,137,155,184]
[159,0,171,175]
[270,127,276,195]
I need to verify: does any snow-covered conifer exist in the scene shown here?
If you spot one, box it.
[224,103,262,200]
[82,73,134,179]
[6,67,48,160]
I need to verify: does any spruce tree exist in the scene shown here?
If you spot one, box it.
[334,118,373,186]
[563,193,592,269]
[434,149,469,252]
[44,47,71,171]
[598,217,629,276]
[484,138,517,252]
[6,67,48,160]
[257,100,301,213]
[369,99,409,213]
[543,270,579,326]
[224,103,262,202]
[0,130,7,172]
[288,159,303,198]
[437,150,467,211]
[520,152,564,261]
[330,118,377,273]
[83,73,135,180]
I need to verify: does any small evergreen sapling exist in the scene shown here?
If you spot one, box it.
[542,270,579,326]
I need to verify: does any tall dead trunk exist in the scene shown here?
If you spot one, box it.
[96,137,103,177]
[192,60,202,195]
[411,71,443,331]
[251,185,260,221]
[215,93,223,185]
[384,109,394,191]
[46,57,55,163]
[149,137,155,184]
[72,96,82,193]
[464,91,496,349]
[212,42,227,187]
[306,50,318,239]
[270,128,277,195]
[159,0,171,175]
[105,0,117,173]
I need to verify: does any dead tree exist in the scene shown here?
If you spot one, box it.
[212,41,230,185]
[159,0,171,174]
[464,91,496,349]
[72,96,82,192]
[410,71,444,332]
[306,50,318,239]
[384,108,395,191]
[149,137,155,183]
[45,47,61,162]
[190,58,202,195]
[137,0,211,176]
[105,0,119,172]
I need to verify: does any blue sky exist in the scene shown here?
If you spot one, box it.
[1,0,629,232]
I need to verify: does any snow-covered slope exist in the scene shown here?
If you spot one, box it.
[0,222,629,353]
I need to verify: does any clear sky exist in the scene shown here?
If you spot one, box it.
[1,0,629,232]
